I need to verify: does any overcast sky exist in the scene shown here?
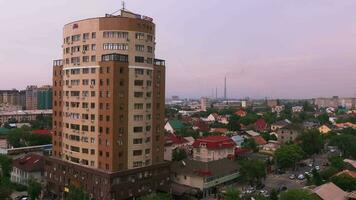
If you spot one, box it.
[0,0,356,99]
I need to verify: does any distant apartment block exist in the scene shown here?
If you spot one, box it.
[0,110,52,124]
[314,96,356,109]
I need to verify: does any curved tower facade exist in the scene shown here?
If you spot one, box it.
[47,9,169,200]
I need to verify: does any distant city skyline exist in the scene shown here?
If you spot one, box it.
[0,0,356,99]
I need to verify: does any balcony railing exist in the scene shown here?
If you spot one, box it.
[53,59,63,67]
[101,53,129,62]
[154,59,165,66]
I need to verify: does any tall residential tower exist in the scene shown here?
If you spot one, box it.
[45,9,169,200]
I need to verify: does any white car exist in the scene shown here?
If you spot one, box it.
[315,166,320,171]
[308,163,313,167]
[289,174,296,179]
[298,174,305,180]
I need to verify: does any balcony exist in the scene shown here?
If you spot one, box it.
[154,59,165,66]
[53,59,63,67]
[101,53,128,62]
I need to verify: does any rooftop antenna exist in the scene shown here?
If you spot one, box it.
[121,0,126,10]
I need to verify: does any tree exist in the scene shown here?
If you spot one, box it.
[275,144,304,169]
[269,189,278,200]
[30,115,52,130]
[172,149,187,161]
[317,113,330,125]
[239,159,266,186]
[140,193,171,200]
[330,175,356,192]
[228,115,240,131]
[329,134,356,159]
[0,155,12,179]
[320,167,338,180]
[67,186,90,200]
[221,187,241,200]
[242,138,258,152]
[298,130,324,157]
[7,128,27,148]
[280,189,317,200]
[28,179,41,200]
[311,169,323,186]
[329,156,345,170]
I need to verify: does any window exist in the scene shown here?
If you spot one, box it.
[83,68,89,74]
[103,43,128,50]
[134,92,143,98]
[82,148,89,154]
[135,69,144,75]
[91,44,96,51]
[135,45,144,52]
[83,45,89,51]
[134,115,143,121]
[134,103,143,110]
[147,46,153,53]
[147,35,153,42]
[147,58,153,64]
[83,33,90,40]
[103,31,128,38]
[82,79,89,85]
[133,127,143,133]
[91,56,96,62]
[147,80,152,86]
[133,150,142,156]
[146,103,151,109]
[133,138,143,144]
[135,33,145,40]
[71,34,81,42]
[83,56,89,62]
[91,68,96,73]
[135,56,145,63]
[134,80,144,86]
[92,32,96,39]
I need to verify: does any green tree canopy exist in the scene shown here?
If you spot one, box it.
[242,138,258,153]
[298,129,324,157]
[239,159,266,186]
[67,186,90,200]
[228,115,241,131]
[172,149,187,161]
[140,192,172,200]
[329,134,356,159]
[221,187,241,200]
[28,179,42,200]
[330,175,356,192]
[275,144,304,169]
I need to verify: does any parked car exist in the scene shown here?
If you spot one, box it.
[260,189,269,197]
[315,165,320,171]
[297,174,305,180]
[289,174,296,179]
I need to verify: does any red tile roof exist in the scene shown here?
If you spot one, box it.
[210,128,228,134]
[335,170,356,178]
[253,135,267,145]
[255,119,267,131]
[235,148,252,156]
[192,136,235,149]
[235,110,247,117]
[165,133,189,145]
[32,129,52,136]
[12,153,44,172]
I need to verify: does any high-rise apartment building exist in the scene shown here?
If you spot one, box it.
[37,85,53,110]
[45,9,169,200]
[25,85,38,110]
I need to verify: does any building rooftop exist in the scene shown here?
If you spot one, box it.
[0,109,52,116]
[192,136,235,149]
[171,158,239,178]
[12,153,44,172]
[165,133,189,146]
[312,182,348,200]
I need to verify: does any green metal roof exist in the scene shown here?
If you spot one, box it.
[0,127,10,135]
[169,119,185,130]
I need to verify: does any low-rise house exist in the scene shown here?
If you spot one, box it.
[303,120,320,130]
[253,135,267,147]
[205,113,219,122]
[254,119,268,132]
[231,135,245,147]
[271,105,285,113]
[276,124,302,144]
[319,125,331,134]
[245,130,260,137]
[334,170,356,178]
[344,159,356,168]
[10,153,44,186]
[335,122,356,129]
[292,106,304,113]
[271,119,291,131]
[218,116,229,125]
[210,128,228,135]
[235,110,247,117]
[164,133,190,161]
[312,182,349,200]
[171,158,240,198]
[261,141,280,154]
[192,136,235,162]
[193,121,210,133]
[165,119,186,133]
